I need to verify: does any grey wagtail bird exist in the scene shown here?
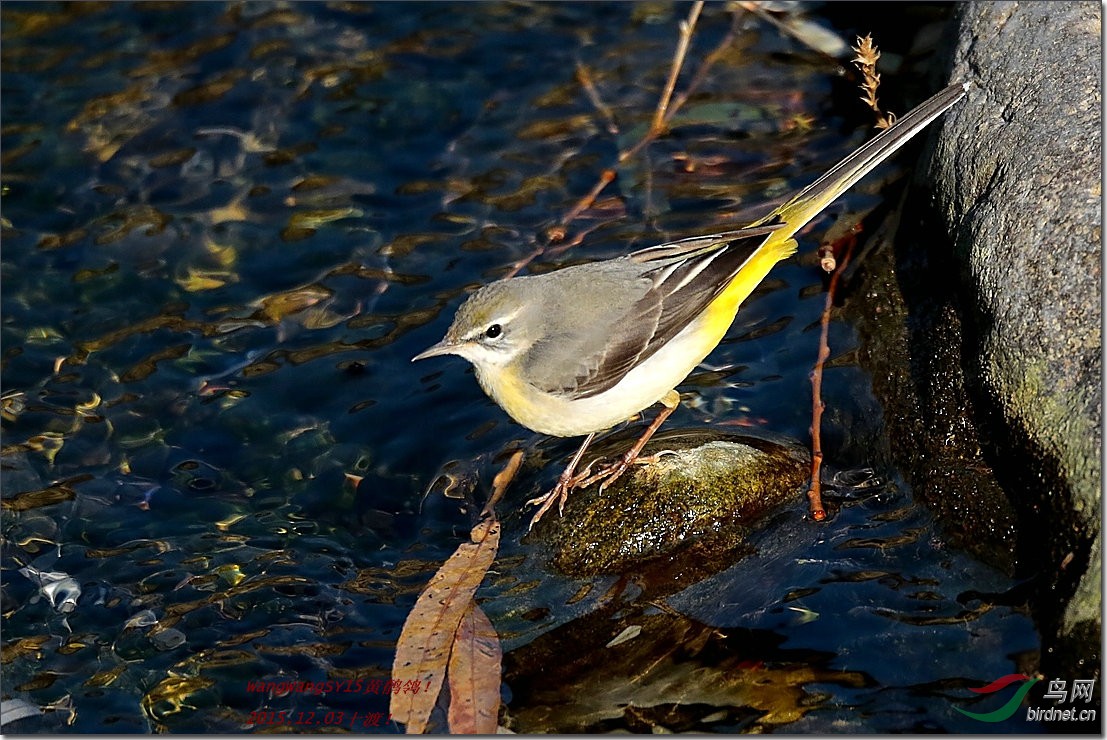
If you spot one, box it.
[414,81,967,528]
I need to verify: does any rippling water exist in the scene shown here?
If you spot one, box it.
[2,2,1043,733]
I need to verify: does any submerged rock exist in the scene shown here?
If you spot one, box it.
[502,601,866,733]
[527,430,809,579]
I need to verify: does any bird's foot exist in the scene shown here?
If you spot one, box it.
[526,458,600,530]
[525,483,569,530]
[526,449,677,530]
[576,447,680,492]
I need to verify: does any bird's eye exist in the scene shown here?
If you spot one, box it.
[484,323,503,339]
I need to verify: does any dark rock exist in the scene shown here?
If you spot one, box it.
[847,233,1018,572]
[924,2,1100,673]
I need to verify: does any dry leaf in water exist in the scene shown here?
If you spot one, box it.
[390,518,500,733]
[447,603,502,734]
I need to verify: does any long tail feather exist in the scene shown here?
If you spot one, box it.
[756,81,968,240]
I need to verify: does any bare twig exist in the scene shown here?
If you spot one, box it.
[616,2,724,168]
[518,1,735,276]
[651,1,704,135]
[806,36,902,517]
[806,232,859,521]
[551,2,735,245]
[550,168,617,237]
[808,34,898,510]
[507,219,602,279]
[576,62,619,136]
[660,11,741,129]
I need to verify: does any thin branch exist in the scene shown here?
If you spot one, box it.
[651,1,704,135]
[513,1,735,277]
[806,231,859,521]
[576,62,619,136]
[661,11,741,128]
[552,168,617,236]
[546,1,737,254]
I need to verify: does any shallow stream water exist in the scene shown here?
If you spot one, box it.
[1,3,1045,732]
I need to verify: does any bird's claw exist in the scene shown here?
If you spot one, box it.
[526,457,609,530]
[526,486,565,530]
[527,448,670,529]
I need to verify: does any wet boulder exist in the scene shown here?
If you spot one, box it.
[527,430,810,580]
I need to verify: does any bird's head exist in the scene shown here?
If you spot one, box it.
[412,278,537,371]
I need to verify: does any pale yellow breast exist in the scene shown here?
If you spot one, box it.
[476,310,726,438]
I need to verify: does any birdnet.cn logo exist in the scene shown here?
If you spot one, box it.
[955,673,1098,723]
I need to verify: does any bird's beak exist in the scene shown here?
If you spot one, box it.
[412,339,457,362]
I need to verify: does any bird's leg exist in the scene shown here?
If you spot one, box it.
[577,389,681,493]
[527,391,681,528]
[526,431,596,529]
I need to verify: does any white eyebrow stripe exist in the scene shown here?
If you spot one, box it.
[464,305,524,341]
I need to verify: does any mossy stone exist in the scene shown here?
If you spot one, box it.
[529,430,809,579]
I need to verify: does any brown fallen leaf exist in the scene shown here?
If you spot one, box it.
[447,603,502,734]
[390,517,501,733]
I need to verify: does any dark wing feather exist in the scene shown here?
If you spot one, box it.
[528,224,779,400]
[625,222,782,263]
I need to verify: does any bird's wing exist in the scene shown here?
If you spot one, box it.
[520,82,971,401]
[522,224,781,400]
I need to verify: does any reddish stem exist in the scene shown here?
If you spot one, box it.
[807,234,858,521]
